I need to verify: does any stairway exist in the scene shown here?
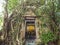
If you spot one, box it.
[25,40,36,45]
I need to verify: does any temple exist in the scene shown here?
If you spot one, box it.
[20,10,40,45]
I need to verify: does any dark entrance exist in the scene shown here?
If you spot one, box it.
[25,17,36,40]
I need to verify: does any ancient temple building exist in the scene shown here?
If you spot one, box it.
[20,9,41,45]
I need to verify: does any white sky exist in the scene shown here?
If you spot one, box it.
[0,0,5,30]
[0,0,5,13]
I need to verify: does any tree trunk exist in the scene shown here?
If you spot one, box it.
[3,0,9,45]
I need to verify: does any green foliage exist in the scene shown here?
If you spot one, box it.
[35,0,59,16]
[8,0,19,13]
[39,0,45,5]
[40,31,57,43]
[55,0,60,11]
[26,0,40,5]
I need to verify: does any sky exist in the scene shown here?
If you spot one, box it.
[0,0,5,13]
[0,0,5,30]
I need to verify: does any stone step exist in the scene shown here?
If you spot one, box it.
[25,40,36,45]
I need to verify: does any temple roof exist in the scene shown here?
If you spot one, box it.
[24,9,36,17]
